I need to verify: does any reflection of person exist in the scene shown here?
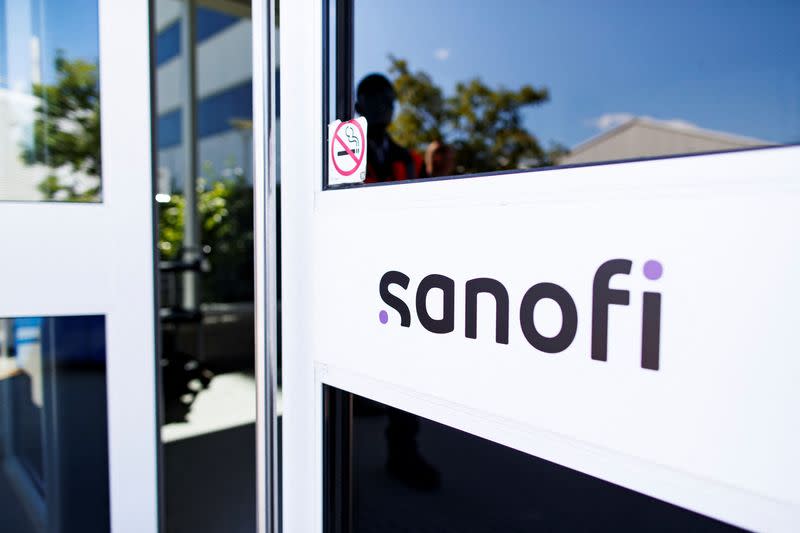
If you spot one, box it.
[353,75,438,488]
[424,139,456,177]
[355,74,425,183]
[385,408,440,490]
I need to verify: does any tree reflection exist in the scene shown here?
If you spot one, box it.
[158,168,254,304]
[387,56,566,174]
[24,54,101,202]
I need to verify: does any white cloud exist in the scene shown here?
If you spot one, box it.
[588,113,635,131]
[434,48,450,61]
[588,113,699,132]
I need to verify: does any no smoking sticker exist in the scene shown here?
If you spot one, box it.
[328,117,367,185]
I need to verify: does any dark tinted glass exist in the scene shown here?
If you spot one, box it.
[0,0,101,201]
[324,386,741,532]
[0,316,109,533]
[332,0,800,185]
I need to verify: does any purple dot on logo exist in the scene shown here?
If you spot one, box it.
[644,260,663,280]
[379,310,389,324]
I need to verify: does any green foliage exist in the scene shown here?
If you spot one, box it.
[158,195,185,261]
[387,56,562,173]
[158,169,254,303]
[388,56,447,149]
[24,54,101,201]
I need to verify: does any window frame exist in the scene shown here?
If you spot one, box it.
[321,0,798,192]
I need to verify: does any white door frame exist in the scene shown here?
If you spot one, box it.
[0,2,159,532]
[279,1,324,531]
[278,1,800,532]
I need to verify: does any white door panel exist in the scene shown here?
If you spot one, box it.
[280,0,800,531]
[0,1,158,532]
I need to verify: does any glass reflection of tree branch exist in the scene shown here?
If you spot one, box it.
[23,54,101,202]
[387,56,567,175]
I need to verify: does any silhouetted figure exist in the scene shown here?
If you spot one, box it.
[355,73,425,183]
[385,408,440,490]
[353,74,438,489]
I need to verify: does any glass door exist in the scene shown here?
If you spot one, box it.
[0,1,158,532]
[278,0,800,531]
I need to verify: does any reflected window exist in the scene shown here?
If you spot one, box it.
[0,316,109,533]
[324,386,741,532]
[156,21,181,66]
[0,0,101,202]
[329,0,800,185]
[153,1,257,532]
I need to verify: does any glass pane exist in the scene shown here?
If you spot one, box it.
[0,0,101,202]
[324,386,741,532]
[153,1,257,532]
[336,0,799,184]
[0,315,109,533]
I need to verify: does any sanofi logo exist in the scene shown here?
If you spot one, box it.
[378,259,663,370]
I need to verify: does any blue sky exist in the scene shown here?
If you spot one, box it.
[355,0,800,148]
[1,0,98,88]
[3,0,798,149]
[40,0,98,82]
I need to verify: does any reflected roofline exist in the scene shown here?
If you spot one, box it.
[567,117,772,160]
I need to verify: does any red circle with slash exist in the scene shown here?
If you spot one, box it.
[330,119,365,177]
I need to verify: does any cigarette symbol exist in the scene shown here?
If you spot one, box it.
[336,124,360,157]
